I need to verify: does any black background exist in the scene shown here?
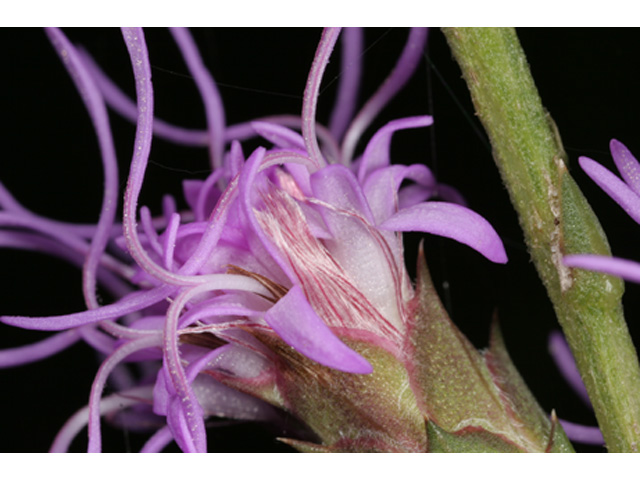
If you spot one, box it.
[1,28,639,452]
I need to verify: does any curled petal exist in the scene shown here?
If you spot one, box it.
[363,164,436,224]
[239,147,300,283]
[264,285,373,374]
[379,202,508,264]
[183,179,204,215]
[302,28,341,168]
[579,156,640,225]
[610,139,640,196]
[120,29,232,287]
[87,335,162,452]
[140,426,174,453]
[194,169,225,222]
[78,47,209,146]
[431,183,467,207]
[50,385,154,453]
[251,121,305,150]
[564,254,640,284]
[170,27,226,171]
[160,277,267,454]
[45,28,120,312]
[358,115,434,183]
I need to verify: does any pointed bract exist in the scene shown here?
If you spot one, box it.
[409,246,573,452]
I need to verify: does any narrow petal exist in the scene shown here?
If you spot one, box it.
[329,27,363,143]
[431,183,467,207]
[264,285,373,374]
[0,330,81,368]
[87,335,162,452]
[170,28,226,170]
[195,169,224,221]
[579,156,640,225]
[564,254,640,284]
[1,284,176,331]
[358,116,433,182]
[239,147,301,283]
[251,121,306,150]
[558,419,604,445]
[302,28,341,169]
[121,29,233,286]
[363,164,436,224]
[379,202,508,264]
[610,139,640,196]
[182,179,204,217]
[226,140,245,179]
[45,28,120,311]
[50,386,154,453]
[341,28,428,163]
[140,426,174,453]
[548,331,591,407]
[362,165,406,224]
[396,184,432,210]
[121,27,185,286]
[161,284,211,453]
[78,47,209,146]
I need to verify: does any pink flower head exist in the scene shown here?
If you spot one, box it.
[0,28,507,452]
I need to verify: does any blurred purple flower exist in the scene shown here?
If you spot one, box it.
[0,28,507,452]
[548,332,604,445]
[564,139,640,281]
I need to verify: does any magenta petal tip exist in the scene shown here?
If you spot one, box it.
[564,254,640,284]
[379,202,508,264]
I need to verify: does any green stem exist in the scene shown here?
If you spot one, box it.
[442,27,640,452]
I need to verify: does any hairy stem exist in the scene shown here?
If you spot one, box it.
[442,27,640,452]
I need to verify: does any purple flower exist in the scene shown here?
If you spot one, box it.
[0,28,507,452]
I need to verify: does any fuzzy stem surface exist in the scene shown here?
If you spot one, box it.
[443,27,640,452]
